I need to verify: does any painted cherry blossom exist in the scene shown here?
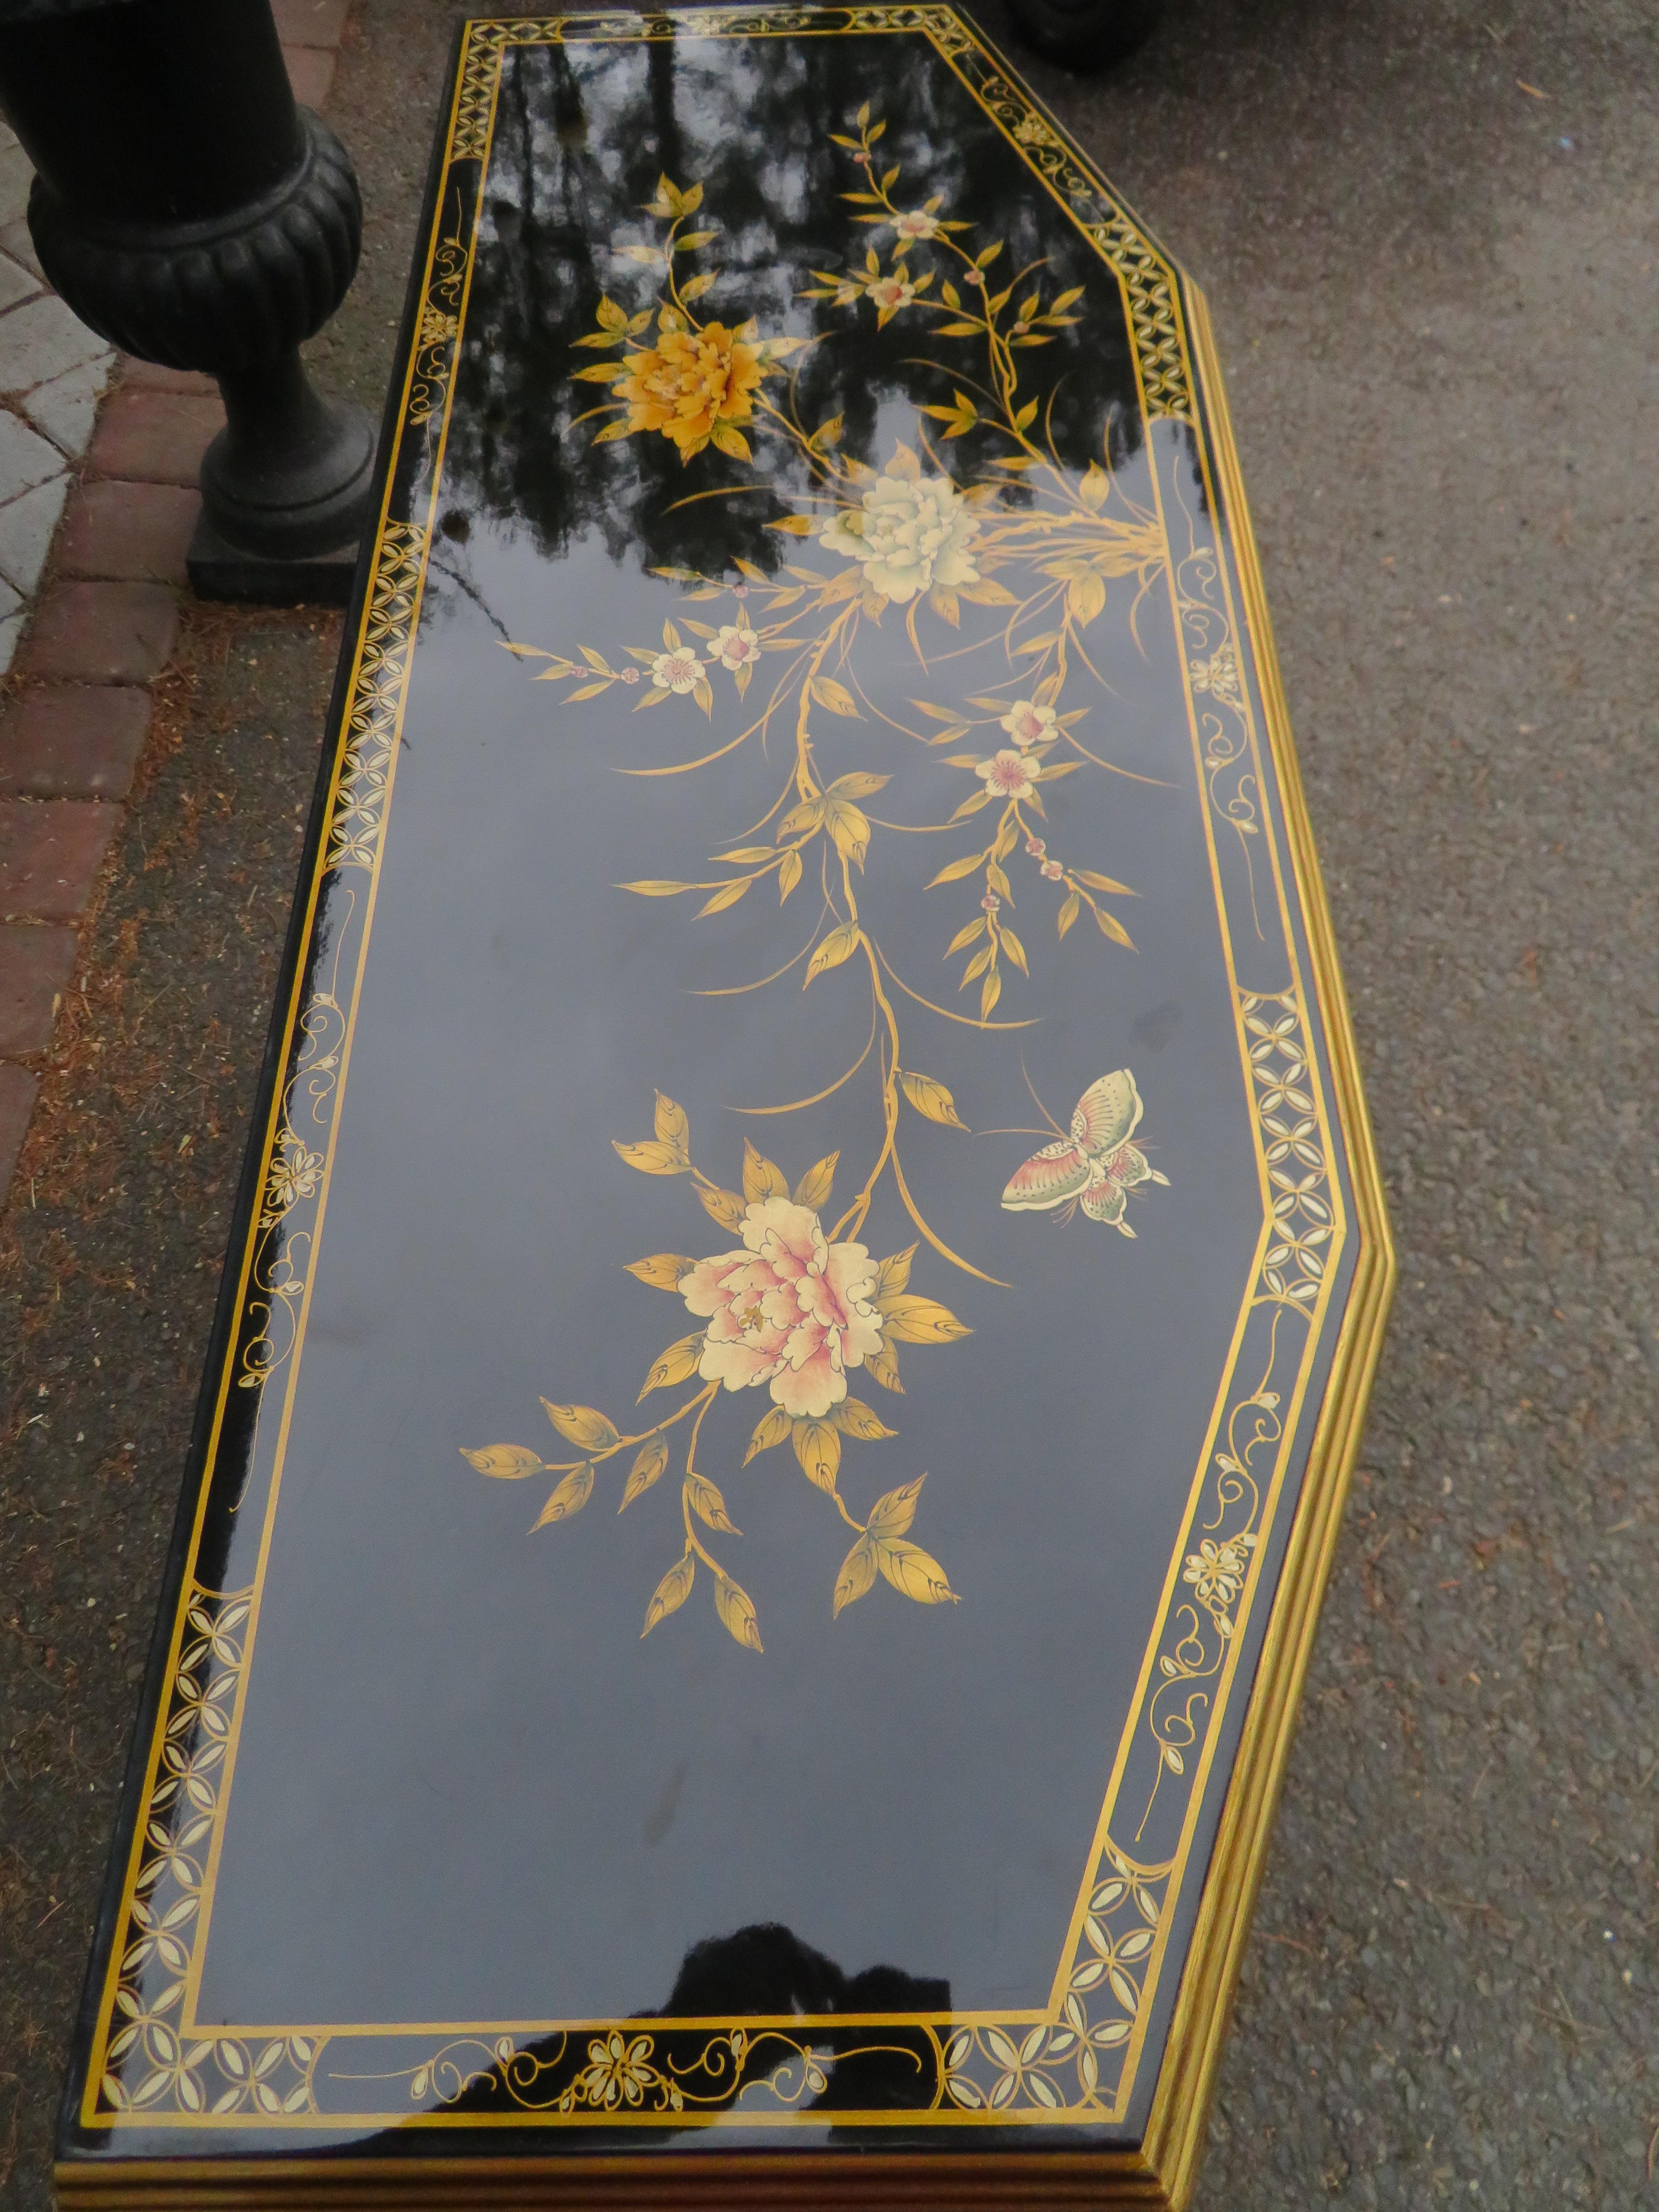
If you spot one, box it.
[867,272,917,315]
[974,749,1037,800]
[1040,858,1064,881]
[890,208,940,243]
[1000,698,1057,749]
[649,646,704,694]
[681,1197,884,1420]
[710,622,760,672]
[1025,835,1046,857]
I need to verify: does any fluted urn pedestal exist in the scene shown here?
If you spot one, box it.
[0,0,373,602]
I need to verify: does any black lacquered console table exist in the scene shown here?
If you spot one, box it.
[57,12,1393,2206]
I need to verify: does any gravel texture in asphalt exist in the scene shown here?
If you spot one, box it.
[2,1,1654,2205]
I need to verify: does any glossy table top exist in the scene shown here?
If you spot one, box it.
[58,12,1392,2206]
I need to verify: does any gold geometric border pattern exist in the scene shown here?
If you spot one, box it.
[96,1589,321,2119]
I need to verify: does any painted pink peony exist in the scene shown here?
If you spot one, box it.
[681,1197,884,1419]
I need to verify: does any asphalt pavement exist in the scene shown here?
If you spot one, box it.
[2,0,1655,2205]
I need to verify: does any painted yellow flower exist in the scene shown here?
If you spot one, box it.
[615,318,768,463]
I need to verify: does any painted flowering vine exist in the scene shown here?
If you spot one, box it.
[466,106,1176,1648]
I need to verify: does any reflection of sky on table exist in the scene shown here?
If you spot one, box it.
[197,38,1264,2033]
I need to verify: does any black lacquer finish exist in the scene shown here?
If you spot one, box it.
[55,15,1391,2207]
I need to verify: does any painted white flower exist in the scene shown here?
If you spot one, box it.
[999,698,1057,749]
[710,623,760,672]
[890,208,940,243]
[649,647,704,695]
[821,456,981,605]
[975,749,1036,800]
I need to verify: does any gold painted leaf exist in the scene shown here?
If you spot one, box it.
[653,1092,690,1155]
[742,1140,789,1204]
[809,675,861,718]
[460,1444,543,1481]
[1072,869,1138,896]
[1067,570,1107,625]
[946,916,986,956]
[778,847,803,902]
[928,850,987,888]
[713,1572,764,1652]
[827,769,889,801]
[687,1473,739,1534]
[769,513,814,536]
[641,1549,695,1638]
[612,1139,687,1175]
[698,1183,746,1231]
[533,1463,594,1528]
[677,228,717,250]
[745,1406,791,1463]
[793,1417,842,1494]
[980,967,1002,1021]
[698,876,751,917]
[794,1152,838,1209]
[620,879,694,896]
[715,845,775,865]
[637,1333,705,1400]
[1095,905,1135,949]
[999,926,1029,977]
[541,1400,620,1451]
[1058,889,1081,938]
[874,1245,916,1302]
[1080,462,1110,510]
[865,1338,903,1394]
[596,294,628,331]
[880,1295,971,1346]
[876,1537,958,1604]
[832,1536,877,1619]
[900,1069,968,1130]
[957,579,1019,606]
[826,800,870,868]
[804,923,859,984]
[620,1435,669,1508]
[625,1252,694,1290]
[867,1474,925,1537]
[832,1397,898,1442]
[961,945,993,986]
[710,422,752,463]
[777,796,824,839]
[929,586,960,628]
[678,268,716,303]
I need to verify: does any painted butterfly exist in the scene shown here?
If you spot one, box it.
[999,1067,1169,1236]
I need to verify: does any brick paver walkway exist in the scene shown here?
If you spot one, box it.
[0,0,351,1202]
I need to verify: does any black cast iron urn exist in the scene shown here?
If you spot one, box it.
[0,0,374,598]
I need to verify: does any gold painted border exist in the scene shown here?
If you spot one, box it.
[65,10,1392,2194]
